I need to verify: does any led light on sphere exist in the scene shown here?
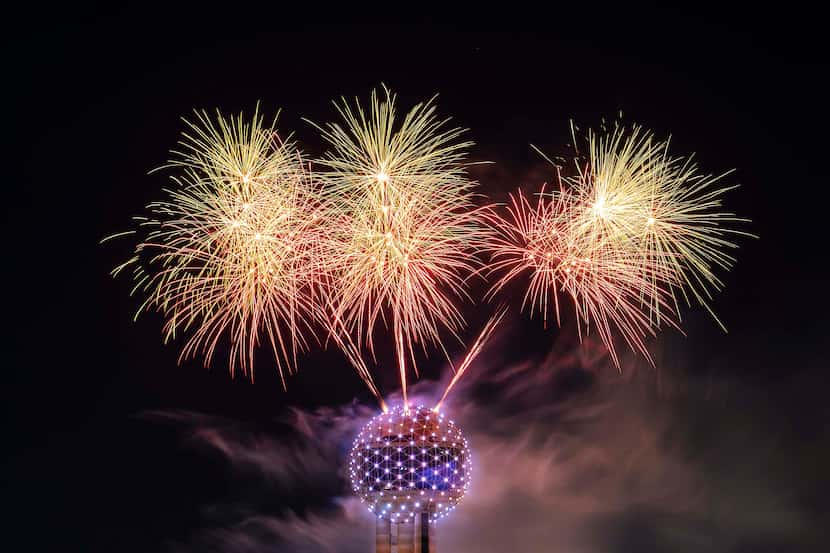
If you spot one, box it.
[349,405,471,523]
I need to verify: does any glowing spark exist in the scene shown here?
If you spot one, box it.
[436,305,508,410]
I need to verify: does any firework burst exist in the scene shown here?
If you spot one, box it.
[309,87,484,406]
[568,123,752,328]
[307,86,475,205]
[106,96,751,409]
[483,184,668,365]
[109,107,325,385]
[484,122,750,365]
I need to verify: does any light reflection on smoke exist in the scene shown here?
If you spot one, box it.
[149,328,821,552]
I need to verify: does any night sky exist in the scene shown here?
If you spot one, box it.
[4,6,829,552]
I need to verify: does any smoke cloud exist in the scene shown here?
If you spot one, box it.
[146,326,825,552]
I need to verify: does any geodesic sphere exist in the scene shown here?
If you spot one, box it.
[348,405,471,522]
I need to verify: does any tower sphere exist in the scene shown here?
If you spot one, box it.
[348,405,471,522]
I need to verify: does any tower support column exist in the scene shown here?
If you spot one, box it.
[429,515,435,553]
[397,518,415,553]
[375,518,391,553]
[414,512,435,553]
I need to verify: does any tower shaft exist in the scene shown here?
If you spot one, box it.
[415,513,435,553]
[375,518,391,553]
[375,516,433,553]
[397,518,414,553]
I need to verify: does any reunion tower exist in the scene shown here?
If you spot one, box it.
[349,404,471,553]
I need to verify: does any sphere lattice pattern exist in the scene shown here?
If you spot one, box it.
[348,405,471,522]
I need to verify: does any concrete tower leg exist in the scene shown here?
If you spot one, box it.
[397,518,415,553]
[375,518,391,553]
[428,517,435,553]
[415,512,434,553]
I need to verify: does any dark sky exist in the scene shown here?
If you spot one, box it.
[3,5,829,552]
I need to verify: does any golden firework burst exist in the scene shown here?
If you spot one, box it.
[309,87,484,407]
[110,106,325,385]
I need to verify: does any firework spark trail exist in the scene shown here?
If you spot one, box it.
[482,184,573,326]
[108,107,325,385]
[435,305,508,410]
[321,299,387,411]
[309,86,484,408]
[322,194,482,359]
